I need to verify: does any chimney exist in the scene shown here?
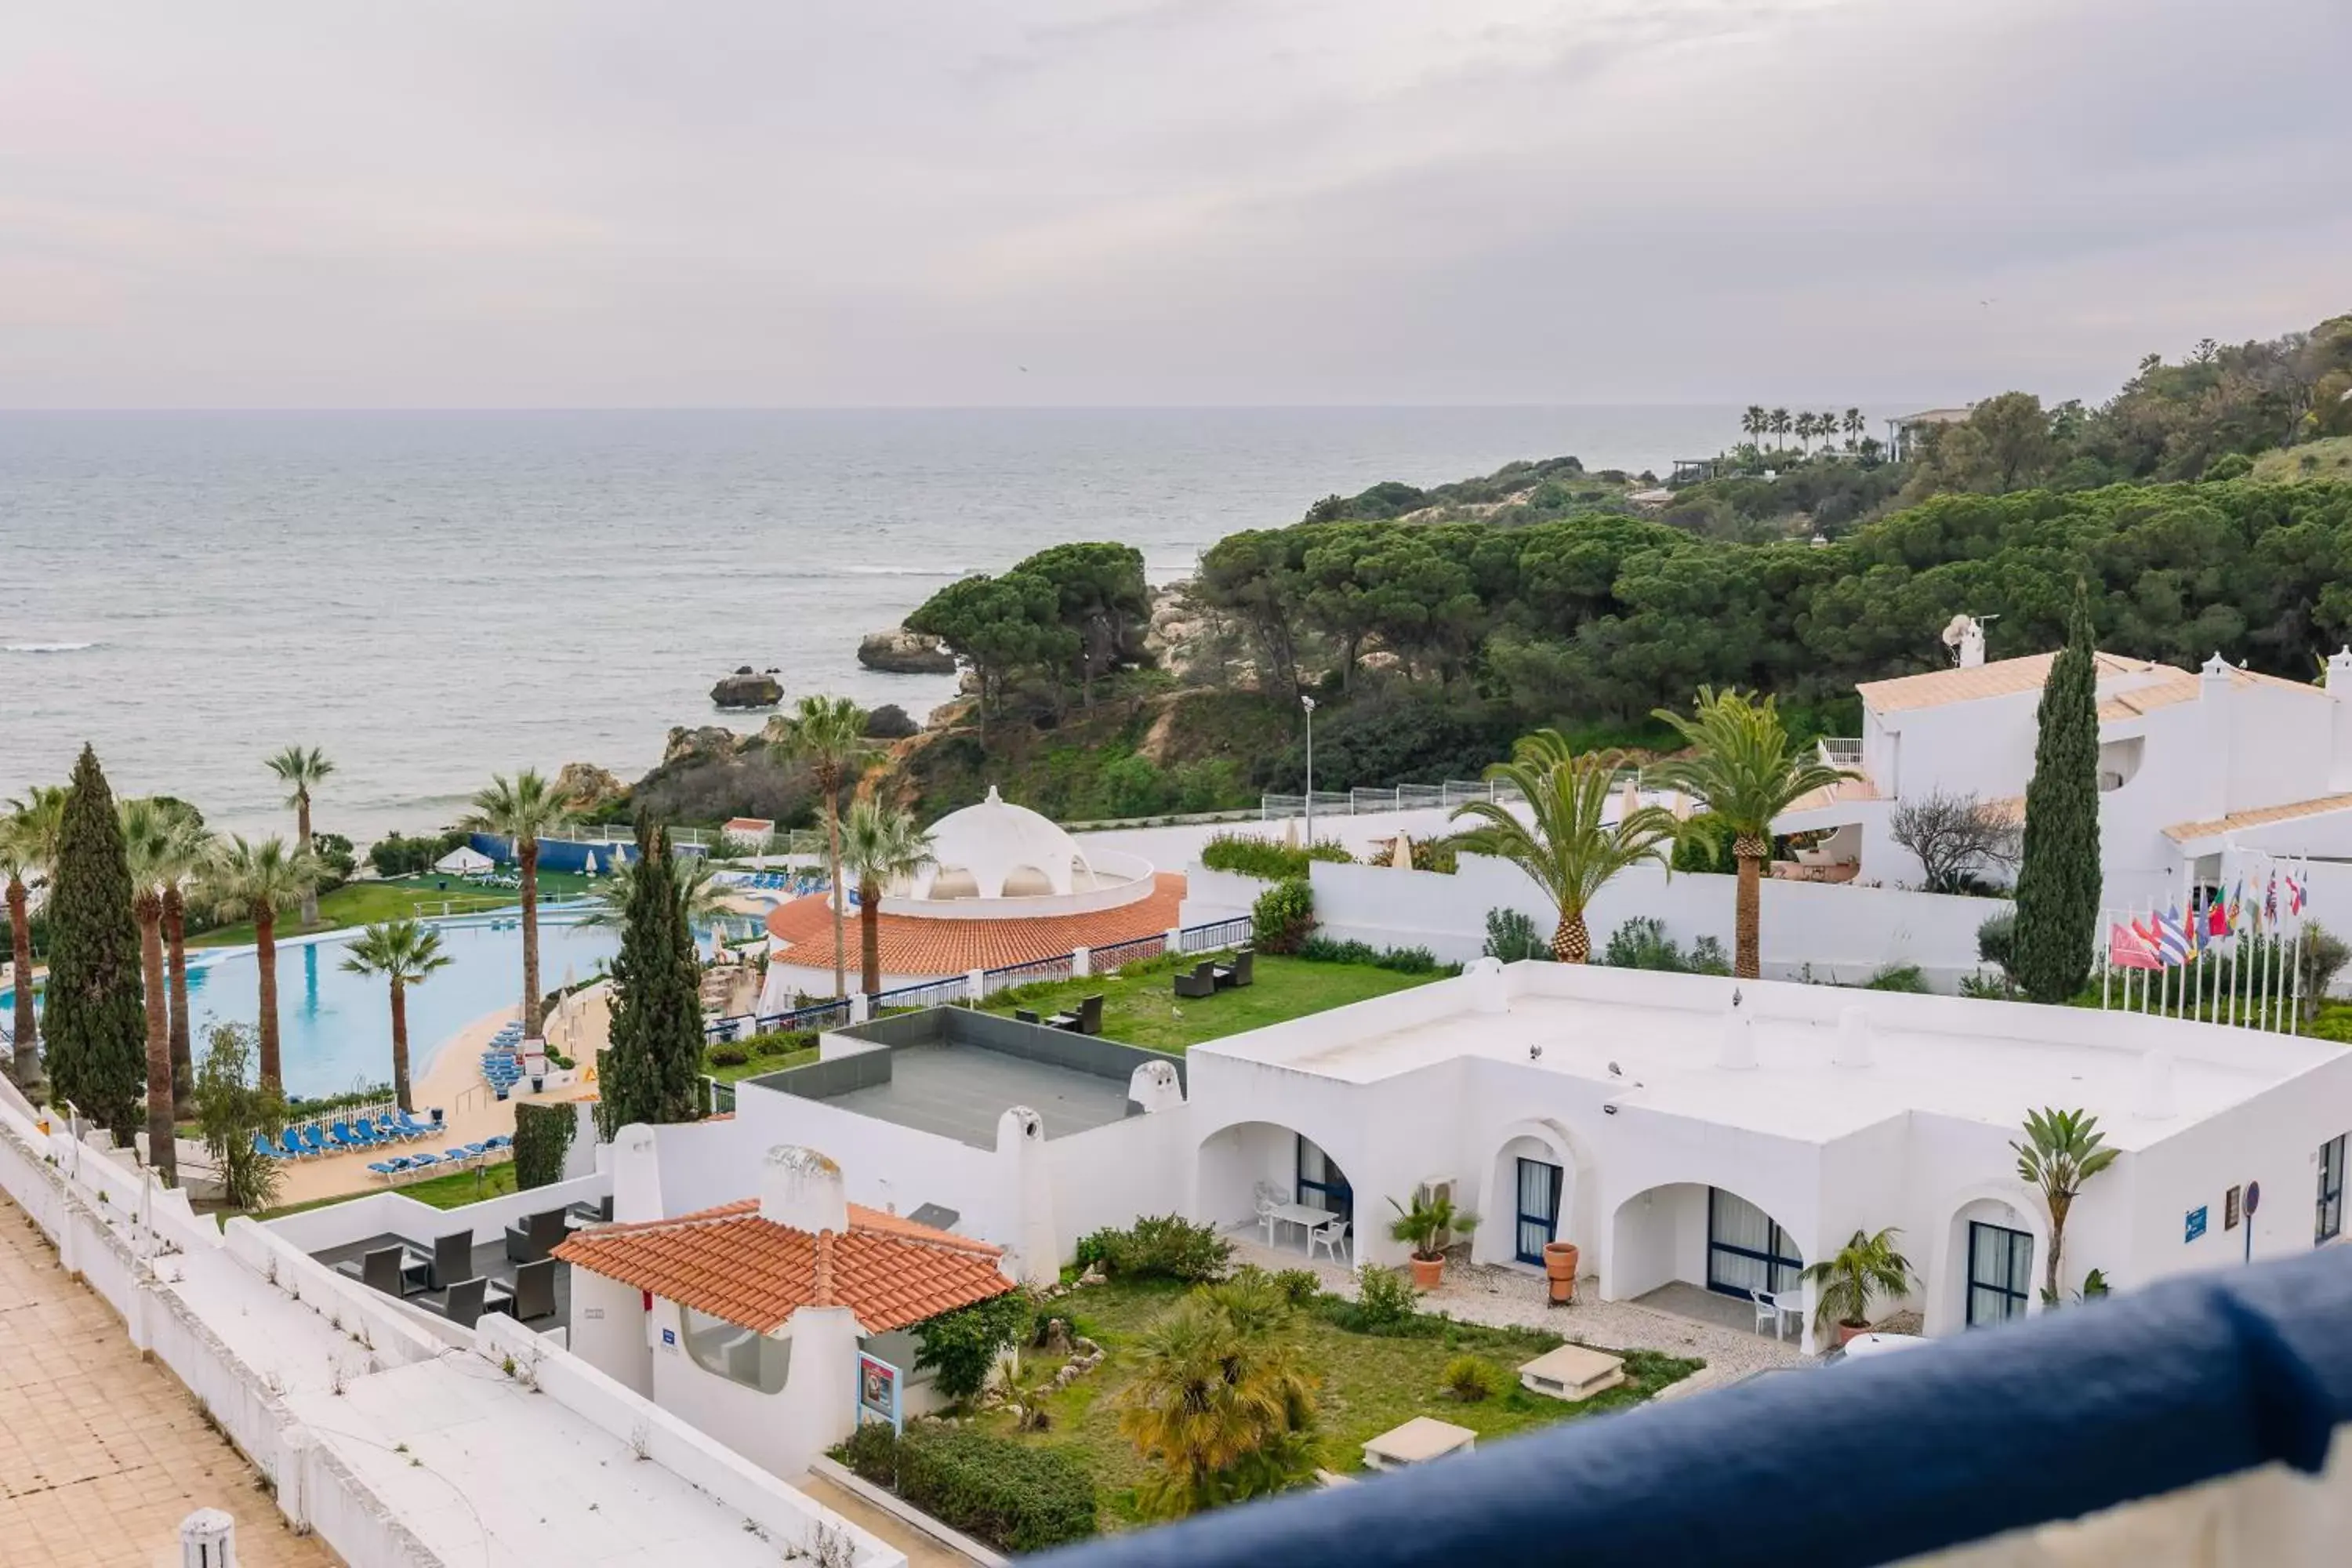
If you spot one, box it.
[1958,619,1985,669]
[1719,987,1757,1071]
[2328,646,2352,695]
[1834,1004,1874,1068]
[2136,1048,2178,1121]
[610,1123,664,1224]
[1466,955,1509,1014]
[760,1145,848,1235]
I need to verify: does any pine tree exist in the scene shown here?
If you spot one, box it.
[596,818,706,1137]
[2012,586,2103,1004]
[43,746,148,1138]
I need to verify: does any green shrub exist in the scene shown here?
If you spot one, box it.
[736,1027,818,1058]
[705,1044,750,1067]
[510,1101,577,1190]
[839,1419,899,1485]
[1599,916,1726,975]
[1251,878,1316,955]
[367,829,469,879]
[1200,832,1353,881]
[1327,1263,1419,1334]
[2201,451,2253,481]
[1484,907,1548,962]
[1443,1355,1503,1402]
[1671,812,1731,873]
[913,1290,1032,1403]
[896,1425,1096,1553]
[1862,963,1929,993]
[1294,936,1447,974]
[1272,1268,1323,1306]
[1073,1214,1233,1283]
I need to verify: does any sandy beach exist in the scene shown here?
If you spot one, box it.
[267,985,610,1208]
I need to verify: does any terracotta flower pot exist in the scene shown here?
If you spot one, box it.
[1835,1319,1869,1347]
[1409,1255,1445,1290]
[1543,1242,1579,1304]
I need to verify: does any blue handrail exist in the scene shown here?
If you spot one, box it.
[1040,1245,2352,1568]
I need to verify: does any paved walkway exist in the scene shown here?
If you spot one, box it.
[0,1194,335,1567]
[793,1472,974,1567]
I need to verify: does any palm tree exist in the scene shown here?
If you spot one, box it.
[201,836,320,1090]
[340,921,451,1112]
[1646,688,1850,979]
[1,786,67,1091]
[1802,1227,1915,1338]
[464,771,574,1036]
[578,851,732,931]
[1769,407,1791,450]
[777,695,869,999]
[157,815,214,1115]
[2012,1107,2117,1305]
[1794,412,1816,454]
[1119,1279,1319,1519]
[264,746,335,929]
[1451,735,1679,962]
[1740,405,1766,446]
[118,800,180,1184]
[1843,407,1864,452]
[840,800,936,996]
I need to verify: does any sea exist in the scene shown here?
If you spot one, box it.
[2,406,1750,842]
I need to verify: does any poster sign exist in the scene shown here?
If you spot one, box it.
[857,1352,902,1432]
[2245,1181,2261,1217]
[2184,1206,2208,1244]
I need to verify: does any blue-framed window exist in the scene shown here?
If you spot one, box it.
[2318,1134,2346,1245]
[1515,1159,1563,1265]
[1706,1189,1802,1298]
[1966,1221,2034,1327]
[1296,1135,1352,1225]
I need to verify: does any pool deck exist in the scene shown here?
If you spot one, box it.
[264,996,604,1207]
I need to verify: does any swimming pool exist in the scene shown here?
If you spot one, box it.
[171,916,622,1099]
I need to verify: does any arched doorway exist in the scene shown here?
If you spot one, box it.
[1196,1120,1358,1262]
[1928,1189,2048,1335]
[1609,1183,1806,1308]
[1471,1119,1593,1269]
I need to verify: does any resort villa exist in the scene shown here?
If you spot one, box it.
[1776,631,2352,912]
[756,786,1181,1004]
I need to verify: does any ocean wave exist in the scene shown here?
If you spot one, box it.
[3,641,97,654]
[833,565,975,578]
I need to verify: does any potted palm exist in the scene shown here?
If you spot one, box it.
[1801,1227,1915,1346]
[1388,1192,1479,1290]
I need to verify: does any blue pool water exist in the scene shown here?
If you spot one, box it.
[178,916,622,1099]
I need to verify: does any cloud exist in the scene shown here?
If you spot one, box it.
[0,0,2343,406]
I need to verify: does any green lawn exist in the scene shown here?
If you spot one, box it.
[252,1160,522,1221]
[981,953,1443,1052]
[704,1043,820,1083]
[2252,434,2352,483]
[192,871,597,949]
[978,1276,1699,1527]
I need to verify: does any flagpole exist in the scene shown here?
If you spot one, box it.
[2290,854,2308,1034]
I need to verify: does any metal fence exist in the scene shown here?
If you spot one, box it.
[1178,916,1256,956]
[873,975,975,1011]
[1092,932,1168,971]
[1819,737,1864,770]
[706,996,851,1044]
[981,953,1076,994]
[1263,782,1521,818]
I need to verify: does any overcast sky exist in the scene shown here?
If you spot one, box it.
[3,0,2347,409]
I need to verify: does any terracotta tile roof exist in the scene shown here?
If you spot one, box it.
[765,871,1185,977]
[1779,777,1882,815]
[2162,793,2352,844]
[1858,651,2165,713]
[2099,666,2328,722]
[554,1200,1012,1335]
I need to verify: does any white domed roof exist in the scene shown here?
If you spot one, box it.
[910,786,1096,900]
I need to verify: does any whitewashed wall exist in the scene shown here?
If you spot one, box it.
[1243,855,2013,989]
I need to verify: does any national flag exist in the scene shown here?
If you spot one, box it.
[2228,880,2244,931]
[2205,898,2229,938]
[2132,913,2164,953]
[2266,873,2280,924]
[2157,906,2190,966]
[2288,872,2308,916]
[2109,923,2161,971]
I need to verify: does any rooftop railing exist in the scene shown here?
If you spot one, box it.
[1819,736,1864,770]
[1040,1245,2352,1568]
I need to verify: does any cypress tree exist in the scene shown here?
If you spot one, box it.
[596,819,706,1136]
[44,746,148,1138]
[2012,586,2103,1004]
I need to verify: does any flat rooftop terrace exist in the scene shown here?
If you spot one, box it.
[750,1007,1185,1149]
[1196,964,2337,1149]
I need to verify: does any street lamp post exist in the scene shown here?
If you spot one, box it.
[1301,694,1317,843]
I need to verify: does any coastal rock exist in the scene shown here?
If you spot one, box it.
[711,671,783,710]
[662,725,750,766]
[857,627,956,676]
[865,703,919,740]
[554,762,626,814]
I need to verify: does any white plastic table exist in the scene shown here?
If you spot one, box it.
[1265,1203,1340,1250]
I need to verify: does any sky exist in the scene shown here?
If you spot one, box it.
[2,0,2347,409]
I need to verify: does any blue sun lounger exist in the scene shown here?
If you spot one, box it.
[254,1132,285,1162]
[368,1158,412,1183]
[329,1120,366,1152]
[299,1125,329,1156]
[278,1128,307,1160]
[405,1152,441,1174]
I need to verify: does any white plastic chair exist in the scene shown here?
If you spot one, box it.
[1254,1182,1290,1246]
[1309,1218,1351,1265]
[1752,1287,1798,1340]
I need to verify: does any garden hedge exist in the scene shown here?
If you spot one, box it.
[840,1421,1096,1553]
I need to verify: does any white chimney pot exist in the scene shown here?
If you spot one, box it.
[760,1145,849,1234]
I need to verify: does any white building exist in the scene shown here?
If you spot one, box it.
[1778,635,2352,910]
[1185,960,2352,1352]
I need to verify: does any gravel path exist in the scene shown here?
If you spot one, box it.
[1228,1234,1811,1392]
